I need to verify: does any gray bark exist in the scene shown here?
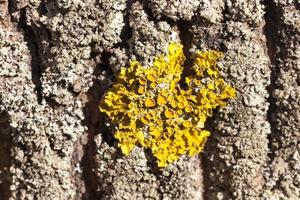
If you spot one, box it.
[0,0,299,199]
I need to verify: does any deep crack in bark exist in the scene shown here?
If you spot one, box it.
[0,109,14,200]
[117,0,134,50]
[263,0,280,161]
[81,80,101,200]
[81,51,116,199]
[17,8,43,104]
[177,20,192,87]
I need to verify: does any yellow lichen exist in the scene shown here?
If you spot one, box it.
[99,42,236,167]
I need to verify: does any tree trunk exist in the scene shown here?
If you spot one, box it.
[0,0,299,199]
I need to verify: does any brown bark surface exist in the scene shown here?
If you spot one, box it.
[0,0,299,199]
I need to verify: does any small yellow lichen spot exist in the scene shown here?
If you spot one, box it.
[139,77,147,85]
[164,108,174,119]
[157,95,167,106]
[150,128,160,138]
[182,120,192,128]
[120,142,135,155]
[141,116,150,125]
[184,105,193,113]
[166,127,174,135]
[177,95,185,102]
[150,82,157,89]
[146,73,157,82]
[99,42,235,167]
[145,98,156,107]
[138,86,145,94]
[149,125,156,131]
[177,102,185,109]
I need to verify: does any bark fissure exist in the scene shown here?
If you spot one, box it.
[17,8,43,104]
[81,52,116,199]
[177,20,192,84]
[0,110,13,200]
[81,81,102,200]
[117,0,134,50]
[263,0,280,160]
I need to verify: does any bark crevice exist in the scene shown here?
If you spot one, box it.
[177,20,192,84]
[0,110,14,200]
[81,52,116,199]
[116,0,134,50]
[17,8,44,104]
[263,0,280,160]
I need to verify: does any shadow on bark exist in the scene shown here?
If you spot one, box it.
[263,0,283,157]
[81,51,116,200]
[0,110,15,200]
[201,113,233,200]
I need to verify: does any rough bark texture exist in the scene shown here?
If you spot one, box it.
[0,0,299,199]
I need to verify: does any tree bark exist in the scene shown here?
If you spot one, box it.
[0,0,299,199]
